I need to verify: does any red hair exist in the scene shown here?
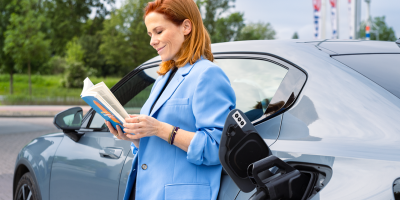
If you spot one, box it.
[144,0,214,75]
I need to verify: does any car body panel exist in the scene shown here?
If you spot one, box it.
[262,42,400,199]
[14,132,64,200]
[49,132,131,200]
[274,49,400,162]
[217,173,240,200]
[118,151,134,200]
[254,114,282,146]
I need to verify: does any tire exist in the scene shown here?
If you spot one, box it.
[14,172,40,200]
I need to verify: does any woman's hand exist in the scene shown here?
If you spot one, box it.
[105,120,138,143]
[106,114,195,152]
[123,114,168,139]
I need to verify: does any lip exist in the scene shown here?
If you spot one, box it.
[157,45,166,54]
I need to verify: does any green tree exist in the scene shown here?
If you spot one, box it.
[196,0,245,43]
[360,16,397,41]
[292,32,299,39]
[0,0,15,94]
[78,33,106,77]
[99,0,156,76]
[65,37,85,63]
[236,22,276,41]
[3,0,50,96]
[43,0,115,55]
[43,55,68,74]
[62,37,87,88]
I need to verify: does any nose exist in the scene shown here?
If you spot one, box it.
[150,35,159,48]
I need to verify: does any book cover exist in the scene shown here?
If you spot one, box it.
[81,95,125,133]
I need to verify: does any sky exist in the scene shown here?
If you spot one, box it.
[111,0,400,40]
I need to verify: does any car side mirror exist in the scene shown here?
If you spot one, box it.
[54,107,84,142]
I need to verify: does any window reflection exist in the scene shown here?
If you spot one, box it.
[214,59,288,121]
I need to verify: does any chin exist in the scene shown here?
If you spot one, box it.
[160,55,174,62]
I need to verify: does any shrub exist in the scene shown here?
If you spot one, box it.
[62,61,87,88]
[44,56,68,74]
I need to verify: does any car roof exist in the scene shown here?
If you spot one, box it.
[142,39,400,65]
[142,40,318,65]
[302,39,400,55]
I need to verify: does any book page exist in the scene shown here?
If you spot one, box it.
[81,77,94,96]
[82,82,129,119]
[90,83,129,118]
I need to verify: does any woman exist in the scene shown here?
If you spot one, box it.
[105,0,236,199]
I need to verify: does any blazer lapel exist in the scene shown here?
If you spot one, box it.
[149,74,184,117]
[149,61,197,117]
[141,70,171,116]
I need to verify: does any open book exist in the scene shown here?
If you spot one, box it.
[80,77,129,131]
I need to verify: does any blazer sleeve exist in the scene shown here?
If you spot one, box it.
[187,64,236,166]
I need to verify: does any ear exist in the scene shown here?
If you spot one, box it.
[182,19,192,36]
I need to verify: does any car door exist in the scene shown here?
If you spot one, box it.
[212,54,307,200]
[49,64,159,200]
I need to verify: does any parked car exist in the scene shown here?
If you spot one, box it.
[13,39,400,200]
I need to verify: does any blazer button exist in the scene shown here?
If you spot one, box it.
[141,164,148,170]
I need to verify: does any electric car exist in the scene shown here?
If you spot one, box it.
[13,39,400,200]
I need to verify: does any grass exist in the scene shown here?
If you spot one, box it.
[0,74,121,105]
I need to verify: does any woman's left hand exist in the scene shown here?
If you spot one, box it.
[123,114,168,139]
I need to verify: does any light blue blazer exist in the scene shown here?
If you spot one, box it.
[123,57,236,200]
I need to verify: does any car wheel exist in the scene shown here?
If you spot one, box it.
[14,172,40,200]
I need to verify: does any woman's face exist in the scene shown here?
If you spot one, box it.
[145,12,191,62]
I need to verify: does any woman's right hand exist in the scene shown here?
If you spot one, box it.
[105,121,140,145]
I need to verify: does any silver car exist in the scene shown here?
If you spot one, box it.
[13,39,400,200]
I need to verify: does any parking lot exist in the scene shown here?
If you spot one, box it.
[0,117,59,200]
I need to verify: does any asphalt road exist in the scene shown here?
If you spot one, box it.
[0,117,59,200]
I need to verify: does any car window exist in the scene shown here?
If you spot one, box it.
[122,67,158,114]
[88,67,159,130]
[214,59,288,121]
[332,54,400,98]
[87,58,289,128]
[89,112,107,129]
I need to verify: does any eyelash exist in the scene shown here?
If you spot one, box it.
[148,31,163,37]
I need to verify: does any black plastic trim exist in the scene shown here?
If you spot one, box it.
[110,61,161,93]
[286,162,333,200]
[393,178,400,200]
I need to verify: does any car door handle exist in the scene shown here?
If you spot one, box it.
[99,148,122,159]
